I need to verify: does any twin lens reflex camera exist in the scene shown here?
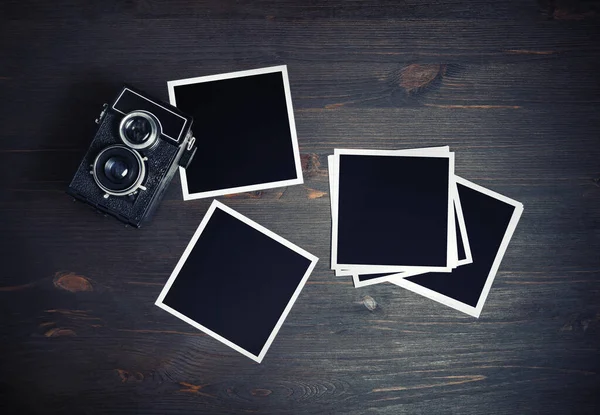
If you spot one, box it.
[67,86,197,227]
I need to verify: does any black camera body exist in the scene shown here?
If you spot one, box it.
[67,85,197,227]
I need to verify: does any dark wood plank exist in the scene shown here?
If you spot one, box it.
[1,0,600,414]
[0,0,547,21]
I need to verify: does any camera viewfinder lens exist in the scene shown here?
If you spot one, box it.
[124,117,152,144]
[119,111,160,150]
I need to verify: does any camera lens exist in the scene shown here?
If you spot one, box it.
[104,157,130,183]
[123,117,152,145]
[119,111,160,149]
[92,145,146,196]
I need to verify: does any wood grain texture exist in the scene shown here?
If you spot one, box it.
[1,0,600,413]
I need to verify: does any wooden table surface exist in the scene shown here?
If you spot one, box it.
[2,1,600,413]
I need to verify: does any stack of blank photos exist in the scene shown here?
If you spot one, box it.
[328,147,523,317]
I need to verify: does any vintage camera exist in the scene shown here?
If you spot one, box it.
[67,85,197,227]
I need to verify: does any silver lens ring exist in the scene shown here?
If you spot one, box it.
[119,110,160,150]
[92,145,146,197]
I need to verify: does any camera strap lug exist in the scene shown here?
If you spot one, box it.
[95,103,108,124]
[179,137,197,169]
[187,136,196,151]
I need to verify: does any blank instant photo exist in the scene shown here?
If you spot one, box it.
[327,152,472,288]
[168,66,303,200]
[331,149,456,273]
[155,200,318,363]
[389,177,523,317]
[328,148,451,279]
[328,148,460,277]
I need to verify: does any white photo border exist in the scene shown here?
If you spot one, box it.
[167,65,304,201]
[155,199,318,363]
